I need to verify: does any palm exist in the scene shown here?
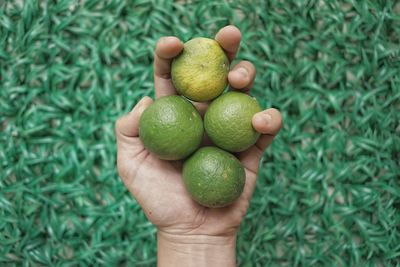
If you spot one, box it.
[120,141,255,236]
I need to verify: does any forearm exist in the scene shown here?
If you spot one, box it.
[157,230,237,267]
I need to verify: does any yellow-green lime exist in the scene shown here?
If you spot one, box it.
[182,146,245,208]
[171,37,229,102]
[139,95,203,160]
[204,91,261,152]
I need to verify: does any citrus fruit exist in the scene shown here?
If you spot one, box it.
[182,146,245,208]
[171,37,229,102]
[139,95,203,160]
[204,91,261,152]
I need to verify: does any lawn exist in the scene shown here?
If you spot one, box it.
[1,0,399,266]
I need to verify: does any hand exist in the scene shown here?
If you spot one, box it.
[115,25,282,266]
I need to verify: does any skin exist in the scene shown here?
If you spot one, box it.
[115,25,283,267]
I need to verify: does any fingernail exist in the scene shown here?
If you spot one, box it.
[138,99,149,114]
[263,113,272,124]
[130,99,145,114]
[236,67,248,78]
[161,36,174,43]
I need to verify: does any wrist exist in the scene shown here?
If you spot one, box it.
[157,229,237,267]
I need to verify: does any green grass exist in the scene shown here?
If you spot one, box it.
[1,0,399,266]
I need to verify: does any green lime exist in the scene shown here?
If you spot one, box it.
[182,146,245,208]
[139,95,203,160]
[171,37,229,102]
[204,91,261,152]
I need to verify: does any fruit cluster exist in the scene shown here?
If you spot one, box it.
[139,38,261,208]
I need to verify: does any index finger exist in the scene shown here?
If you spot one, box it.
[215,25,242,62]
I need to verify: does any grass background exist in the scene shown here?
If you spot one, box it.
[1,0,399,266]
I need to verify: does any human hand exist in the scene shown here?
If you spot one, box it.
[115,25,282,266]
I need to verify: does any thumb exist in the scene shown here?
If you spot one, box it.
[115,96,153,139]
[115,96,153,182]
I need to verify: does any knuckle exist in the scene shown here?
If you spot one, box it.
[115,117,123,132]
[114,116,126,136]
